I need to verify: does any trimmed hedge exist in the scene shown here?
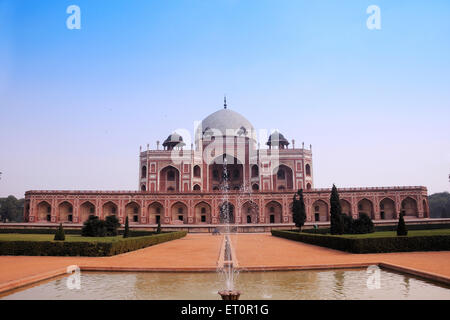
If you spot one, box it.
[301,223,450,235]
[0,231,187,257]
[272,230,450,253]
[0,228,158,237]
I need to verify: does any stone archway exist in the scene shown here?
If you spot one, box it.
[58,201,73,223]
[340,199,352,216]
[242,201,259,224]
[125,202,140,224]
[80,201,95,222]
[272,165,293,190]
[219,202,235,224]
[171,202,188,224]
[37,201,51,222]
[358,198,374,219]
[265,201,282,224]
[148,202,163,224]
[401,197,418,217]
[102,201,118,219]
[159,166,180,192]
[380,198,396,220]
[312,200,328,222]
[194,202,211,224]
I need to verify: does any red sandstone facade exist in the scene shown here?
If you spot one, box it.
[24,106,430,226]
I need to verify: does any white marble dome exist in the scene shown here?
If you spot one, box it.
[195,108,255,141]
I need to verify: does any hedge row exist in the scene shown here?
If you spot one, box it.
[0,231,187,257]
[0,228,157,237]
[301,223,450,235]
[271,230,450,253]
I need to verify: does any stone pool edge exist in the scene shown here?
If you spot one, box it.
[1,261,449,295]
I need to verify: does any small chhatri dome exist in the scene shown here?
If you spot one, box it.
[163,133,186,150]
[266,131,290,148]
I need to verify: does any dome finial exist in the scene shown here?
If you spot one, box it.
[224,95,227,109]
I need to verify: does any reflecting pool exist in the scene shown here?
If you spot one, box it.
[2,268,450,300]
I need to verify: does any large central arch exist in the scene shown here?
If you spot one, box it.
[209,154,243,191]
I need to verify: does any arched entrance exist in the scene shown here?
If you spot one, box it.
[312,200,328,222]
[58,201,73,223]
[340,199,352,216]
[401,197,418,217]
[358,198,374,219]
[125,202,140,224]
[380,198,396,220]
[80,201,95,222]
[148,202,163,224]
[209,154,243,191]
[102,201,118,219]
[171,202,188,224]
[194,202,211,224]
[37,201,51,222]
[159,166,180,192]
[265,201,282,224]
[242,201,259,224]
[219,202,235,224]
[272,165,293,190]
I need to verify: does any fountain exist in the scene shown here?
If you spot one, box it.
[217,156,241,300]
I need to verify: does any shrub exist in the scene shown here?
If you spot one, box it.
[341,214,354,234]
[54,223,65,241]
[105,215,120,236]
[123,217,129,238]
[353,213,374,234]
[397,213,408,236]
[81,216,106,237]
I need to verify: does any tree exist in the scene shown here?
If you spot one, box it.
[330,184,344,235]
[81,215,106,237]
[156,219,161,234]
[0,196,25,222]
[397,212,408,236]
[292,189,306,231]
[54,223,65,241]
[105,215,120,236]
[352,213,374,234]
[123,216,130,238]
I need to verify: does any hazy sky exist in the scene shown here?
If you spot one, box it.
[0,0,449,198]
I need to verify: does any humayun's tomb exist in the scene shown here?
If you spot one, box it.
[23,102,429,231]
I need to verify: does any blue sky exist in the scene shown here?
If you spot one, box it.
[0,0,449,197]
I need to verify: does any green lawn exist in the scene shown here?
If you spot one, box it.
[0,234,126,243]
[331,229,450,239]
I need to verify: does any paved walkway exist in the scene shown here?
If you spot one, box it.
[0,233,449,294]
[231,234,450,281]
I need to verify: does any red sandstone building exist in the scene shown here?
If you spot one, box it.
[24,104,429,229]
